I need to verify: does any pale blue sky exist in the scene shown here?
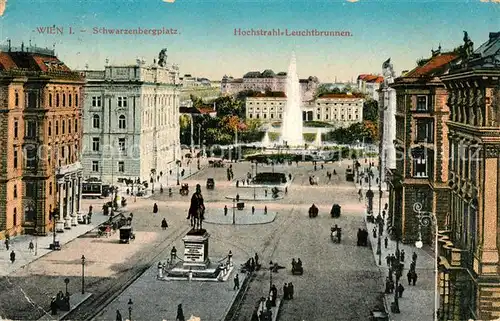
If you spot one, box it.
[0,0,498,82]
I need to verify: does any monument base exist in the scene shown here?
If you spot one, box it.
[161,261,233,282]
[182,228,211,270]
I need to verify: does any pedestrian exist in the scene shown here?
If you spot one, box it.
[236,194,240,202]
[412,271,418,286]
[29,240,34,253]
[401,249,405,262]
[289,282,294,299]
[161,218,168,230]
[388,279,395,293]
[171,246,177,263]
[264,206,267,214]
[285,187,288,194]
[397,283,405,298]
[386,255,391,266]
[10,250,15,263]
[254,253,259,266]
[233,273,240,290]
[410,261,416,272]
[384,277,391,294]
[5,238,9,250]
[412,251,418,262]
[283,283,289,300]
[153,203,158,214]
[224,205,228,216]
[116,309,123,321]
[50,297,58,315]
[384,237,388,249]
[407,271,412,285]
[252,206,255,215]
[176,303,185,321]
[382,210,386,220]
[265,190,268,197]
[372,227,377,238]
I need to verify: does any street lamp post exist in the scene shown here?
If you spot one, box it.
[128,298,133,321]
[391,231,401,313]
[232,198,236,225]
[269,261,273,292]
[81,255,85,294]
[414,202,439,321]
[64,278,70,294]
[176,161,180,185]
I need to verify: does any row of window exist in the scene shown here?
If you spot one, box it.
[12,142,79,169]
[91,95,177,108]
[12,118,79,139]
[91,137,127,152]
[248,108,360,113]
[13,91,78,109]
[92,114,126,129]
[91,160,125,173]
[247,113,359,121]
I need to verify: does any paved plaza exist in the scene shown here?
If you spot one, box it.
[0,158,386,321]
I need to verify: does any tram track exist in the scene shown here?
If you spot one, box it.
[62,224,191,321]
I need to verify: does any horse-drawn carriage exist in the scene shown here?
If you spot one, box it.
[309,176,319,185]
[331,226,342,243]
[331,204,341,218]
[308,204,319,218]
[119,226,135,243]
[180,183,189,196]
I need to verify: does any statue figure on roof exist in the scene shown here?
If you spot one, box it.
[463,31,474,58]
[158,48,168,67]
[382,58,395,84]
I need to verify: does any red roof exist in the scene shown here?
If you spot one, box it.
[0,51,71,72]
[404,53,458,77]
[358,74,383,83]
[318,93,364,99]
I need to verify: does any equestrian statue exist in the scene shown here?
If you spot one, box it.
[187,184,205,230]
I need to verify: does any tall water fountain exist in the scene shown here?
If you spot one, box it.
[262,131,271,147]
[280,53,303,146]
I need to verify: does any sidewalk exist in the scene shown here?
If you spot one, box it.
[364,190,435,320]
[0,215,109,277]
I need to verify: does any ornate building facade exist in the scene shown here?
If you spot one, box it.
[0,45,85,238]
[80,52,181,185]
[221,70,319,101]
[245,92,363,128]
[438,31,500,320]
[388,48,457,244]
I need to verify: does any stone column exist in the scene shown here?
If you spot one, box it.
[56,180,65,232]
[77,171,83,217]
[71,174,78,226]
[64,177,71,229]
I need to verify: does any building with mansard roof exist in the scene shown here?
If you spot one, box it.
[0,43,85,238]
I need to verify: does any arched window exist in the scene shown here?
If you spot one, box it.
[74,119,78,132]
[15,92,19,107]
[48,121,52,136]
[68,119,72,133]
[49,93,53,107]
[49,182,52,195]
[93,114,100,128]
[75,94,78,107]
[55,120,59,135]
[56,93,60,107]
[62,93,66,107]
[24,205,35,221]
[62,120,65,134]
[13,185,17,198]
[119,115,126,129]
[13,208,17,226]
[69,94,72,107]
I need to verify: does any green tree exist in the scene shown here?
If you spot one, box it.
[363,99,379,122]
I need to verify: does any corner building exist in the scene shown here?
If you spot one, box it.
[80,58,181,184]
[439,32,500,320]
[0,46,85,238]
[388,48,457,244]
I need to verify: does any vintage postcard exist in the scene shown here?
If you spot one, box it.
[0,0,499,320]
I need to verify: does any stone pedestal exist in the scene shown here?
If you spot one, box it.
[64,217,71,229]
[71,215,78,226]
[55,220,65,232]
[182,229,210,270]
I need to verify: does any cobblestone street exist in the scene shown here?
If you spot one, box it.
[0,159,383,321]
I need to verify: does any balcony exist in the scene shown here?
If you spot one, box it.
[56,161,82,176]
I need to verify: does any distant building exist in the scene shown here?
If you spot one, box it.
[245,91,363,128]
[79,55,181,185]
[221,70,319,101]
[0,44,85,238]
[357,74,384,101]
[180,74,211,88]
[440,31,500,320]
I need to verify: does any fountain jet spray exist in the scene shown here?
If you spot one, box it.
[280,52,303,146]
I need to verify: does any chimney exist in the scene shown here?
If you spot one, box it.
[7,39,11,51]
[489,32,500,40]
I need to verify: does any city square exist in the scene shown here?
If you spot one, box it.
[1,1,500,320]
